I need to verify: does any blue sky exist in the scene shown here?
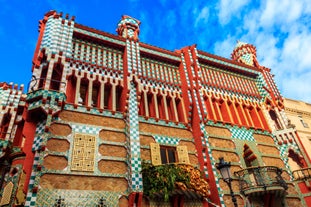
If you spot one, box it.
[1,0,311,103]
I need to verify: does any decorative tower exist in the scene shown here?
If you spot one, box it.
[117,15,140,41]
[117,14,144,205]
[23,11,75,207]
[0,82,26,206]
[231,41,259,67]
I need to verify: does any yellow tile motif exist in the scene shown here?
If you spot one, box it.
[0,182,13,206]
[71,133,96,172]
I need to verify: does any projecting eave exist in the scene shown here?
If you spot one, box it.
[74,23,126,47]
[198,50,261,79]
[139,42,181,65]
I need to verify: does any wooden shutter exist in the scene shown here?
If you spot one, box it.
[177,146,190,164]
[150,143,161,165]
[0,182,13,206]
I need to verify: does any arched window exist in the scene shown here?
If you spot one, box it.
[104,83,112,109]
[79,78,89,106]
[115,85,123,111]
[38,64,48,89]
[288,149,304,171]
[50,63,63,91]
[243,145,258,167]
[138,91,145,116]
[243,145,262,186]
[66,75,77,104]
[175,98,184,122]
[92,80,100,107]
[166,96,173,121]
[147,92,155,117]
[269,110,282,130]
[157,95,165,120]
[0,113,11,139]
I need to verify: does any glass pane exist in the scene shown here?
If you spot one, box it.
[160,148,167,164]
[168,149,176,163]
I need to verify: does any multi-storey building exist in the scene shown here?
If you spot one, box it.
[1,10,311,207]
[284,98,311,160]
[283,98,311,205]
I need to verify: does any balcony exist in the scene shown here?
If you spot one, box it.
[141,163,210,201]
[293,167,311,180]
[234,166,288,196]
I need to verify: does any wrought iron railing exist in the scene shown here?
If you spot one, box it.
[28,77,66,92]
[292,167,311,180]
[234,166,288,195]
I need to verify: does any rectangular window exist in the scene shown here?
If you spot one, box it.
[150,143,190,165]
[160,147,176,164]
[299,115,309,128]
[71,133,96,172]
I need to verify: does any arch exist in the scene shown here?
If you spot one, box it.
[157,94,165,120]
[115,85,123,111]
[243,144,258,167]
[166,96,174,121]
[138,91,145,116]
[104,82,112,110]
[288,149,304,170]
[66,75,77,104]
[203,95,214,121]
[175,97,184,122]
[269,110,282,130]
[50,62,63,90]
[91,80,101,107]
[147,92,155,118]
[38,64,49,89]
[0,113,11,139]
[79,78,89,106]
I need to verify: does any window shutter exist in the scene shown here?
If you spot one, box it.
[177,146,190,164]
[0,182,13,206]
[150,143,161,165]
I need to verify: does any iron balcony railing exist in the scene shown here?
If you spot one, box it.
[292,167,311,180]
[28,77,66,92]
[234,166,288,196]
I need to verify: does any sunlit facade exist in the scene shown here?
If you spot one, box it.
[1,11,311,207]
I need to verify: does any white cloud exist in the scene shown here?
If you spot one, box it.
[281,30,311,72]
[218,0,250,25]
[127,0,311,102]
[194,6,209,27]
[213,0,311,102]
[214,35,236,58]
[260,0,304,27]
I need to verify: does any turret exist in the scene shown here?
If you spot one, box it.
[116,15,140,40]
[231,41,259,67]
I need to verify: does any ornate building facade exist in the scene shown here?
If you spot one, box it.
[1,10,311,207]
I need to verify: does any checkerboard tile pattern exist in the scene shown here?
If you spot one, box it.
[200,123,225,207]
[276,130,302,179]
[40,15,74,57]
[0,85,22,108]
[153,135,180,145]
[126,82,143,191]
[71,124,101,134]
[256,73,269,100]
[230,126,254,141]
[32,120,46,151]
[25,153,40,207]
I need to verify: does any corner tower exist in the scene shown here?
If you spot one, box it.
[117,15,140,41]
[231,41,259,67]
